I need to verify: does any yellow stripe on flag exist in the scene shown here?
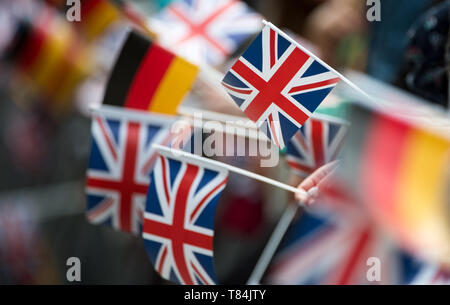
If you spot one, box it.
[29,23,72,97]
[395,129,450,262]
[148,56,198,115]
[82,2,120,40]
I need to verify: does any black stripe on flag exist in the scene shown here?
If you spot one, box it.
[4,21,32,62]
[102,31,152,107]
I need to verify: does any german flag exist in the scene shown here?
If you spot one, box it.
[103,31,198,115]
[6,8,91,112]
[45,0,155,40]
[344,104,450,264]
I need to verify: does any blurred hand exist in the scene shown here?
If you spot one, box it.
[295,160,340,206]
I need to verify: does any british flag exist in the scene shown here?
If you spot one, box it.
[285,114,349,177]
[142,151,228,285]
[265,186,424,285]
[222,24,340,149]
[149,0,262,65]
[85,106,177,235]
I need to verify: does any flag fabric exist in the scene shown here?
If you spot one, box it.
[285,114,349,177]
[149,0,262,65]
[85,106,180,235]
[103,30,198,115]
[46,0,156,40]
[5,6,91,110]
[342,104,450,266]
[79,0,120,40]
[222,24,340,149]
[142,148,228,284]
[265,187,424,285]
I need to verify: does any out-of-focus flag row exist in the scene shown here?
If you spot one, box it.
[4,5,92,114]
[45,0,155,40]
[259,99,450,285]
[264,194,425,285]
[46,0,120,40]
[341,103,450,266]
[1,0,449,286]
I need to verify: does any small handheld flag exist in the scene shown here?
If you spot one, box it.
[149,0,262,65]
[102,30,199,115]
[143,145,229,284]
[222,22,340,149]
[85,106,178,235]
[286,114,349,177]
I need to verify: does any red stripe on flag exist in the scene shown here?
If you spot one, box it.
[233,48,311,125]
[268,114,280,148]
[96,118,118,162]
[191,261,209,284]
[286,159,314,175]
[160,156,171,206]
[17,27,47,71]
[221,82,253,94]
[336,227,372,285]
[190,177,228,222]
[81,0,103,16]
[311,120,325,167]
[270,29,276,68]
[124,44,174,110]
[360,116,410,231]
[288,78,340,94]
[158,245,168,274]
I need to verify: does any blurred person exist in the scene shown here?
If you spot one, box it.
[400,0,450,109]
[301,0,366,67]
[366,0,439,83]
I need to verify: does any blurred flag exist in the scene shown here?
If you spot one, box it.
[143,147,228,284]
[286,114,349,178]
[264,188,424,285]
[103,30,198,115]
[45,0,120,40]
[149,0,262,65]
[342,104,450,265]
[0,203,39,284]
[222,24,340,149]
[79,0,120,40]
[5,6,91,113]
[46,0,155,40]
[85,106,191,235]
[410,265,450,285]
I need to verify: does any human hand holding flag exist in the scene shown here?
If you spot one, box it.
[295,160,340,206]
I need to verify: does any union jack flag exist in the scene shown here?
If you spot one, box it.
[286,114,349,177]
[265,186,423,285]
[149,0,262,65]
[222,24,340,149]
[142,150,228,285]
[85,106,178,235]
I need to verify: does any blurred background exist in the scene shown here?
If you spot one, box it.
[0,0,449,284]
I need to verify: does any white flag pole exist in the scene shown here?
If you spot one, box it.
[262,20,378,105]
[247,203,299,285]
[153,144,307,197]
